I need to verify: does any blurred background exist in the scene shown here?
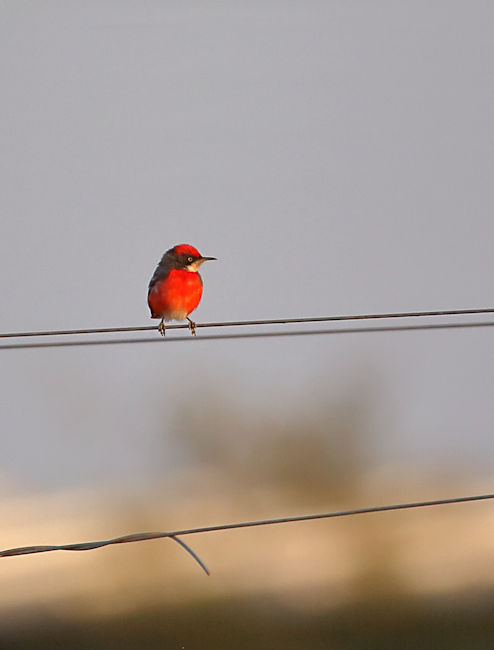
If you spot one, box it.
[1,1,494,647]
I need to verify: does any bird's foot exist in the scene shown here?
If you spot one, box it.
[158,320,166,337]
[187,318,197,336]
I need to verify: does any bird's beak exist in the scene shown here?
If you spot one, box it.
[196,256,216,268]
[188,256,217,271]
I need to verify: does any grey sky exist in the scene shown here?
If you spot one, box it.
[1,1,493,490]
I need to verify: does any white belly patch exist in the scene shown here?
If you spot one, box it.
[165,308,188,321]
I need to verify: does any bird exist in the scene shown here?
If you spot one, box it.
[147,244,216,336]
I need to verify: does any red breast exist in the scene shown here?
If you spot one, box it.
[148,268,203,320]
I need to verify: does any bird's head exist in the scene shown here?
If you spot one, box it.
[168,244,216,272]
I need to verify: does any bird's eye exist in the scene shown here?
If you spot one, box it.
[187,256,194,263]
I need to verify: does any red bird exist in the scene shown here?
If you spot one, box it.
[148,244,216,336]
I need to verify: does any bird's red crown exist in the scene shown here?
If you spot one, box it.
[173,244,201,257]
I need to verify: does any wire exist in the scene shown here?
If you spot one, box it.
[1,320,494,350]
[0,493,491,574]
[1,307,493,339]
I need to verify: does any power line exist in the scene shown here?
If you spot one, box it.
[0,493,492,575]
[1,307,493,339]
[1,320,494,350]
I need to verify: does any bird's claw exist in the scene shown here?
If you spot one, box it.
[187,318,197,336]
[158,320,166,337]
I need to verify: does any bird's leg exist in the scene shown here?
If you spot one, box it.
[158,319,166,337]
[187,317,197,336]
